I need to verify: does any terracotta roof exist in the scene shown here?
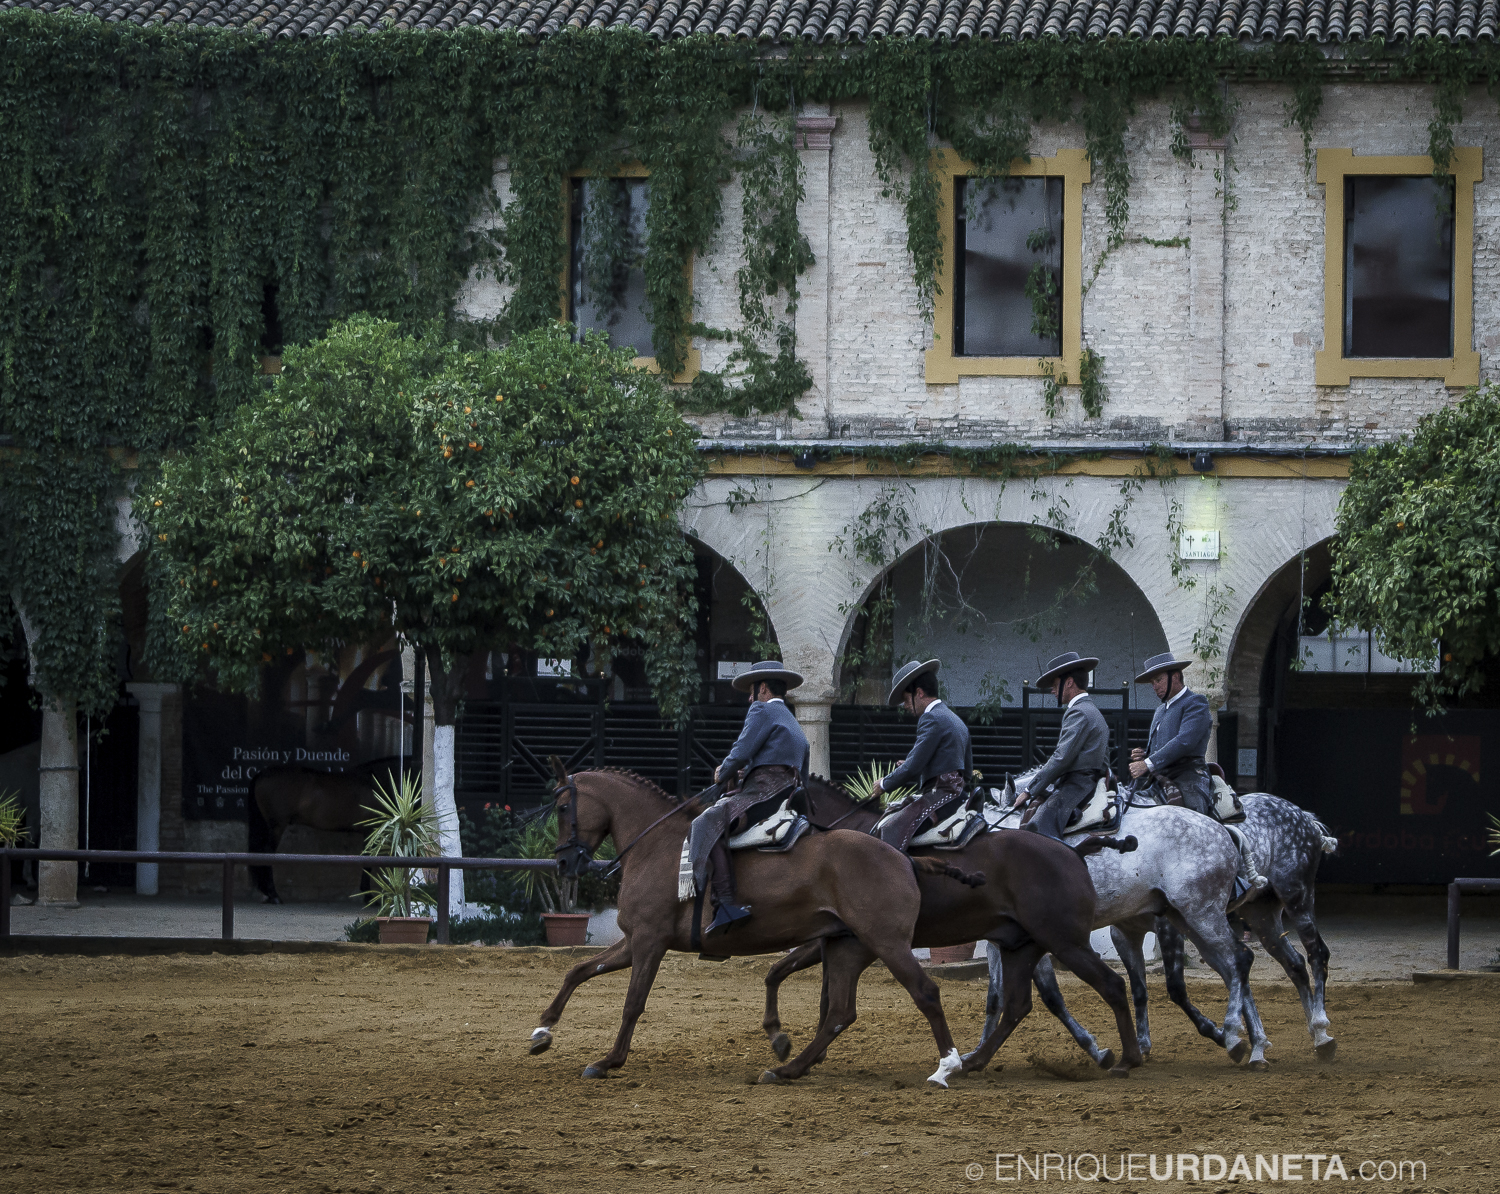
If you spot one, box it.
[3,0,1497,40]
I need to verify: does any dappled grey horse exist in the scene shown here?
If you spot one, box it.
[975,770,1273,1069]
[983,783,1339,1067]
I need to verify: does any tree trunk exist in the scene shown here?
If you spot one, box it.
[425,646,471,922]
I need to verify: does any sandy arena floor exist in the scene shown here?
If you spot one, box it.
[3,949,1498,1193]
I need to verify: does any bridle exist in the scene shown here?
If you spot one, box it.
[551,772,717,878]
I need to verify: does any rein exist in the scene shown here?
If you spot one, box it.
[818,791,882,830]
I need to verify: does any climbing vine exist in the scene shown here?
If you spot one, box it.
[5,12,1500,707]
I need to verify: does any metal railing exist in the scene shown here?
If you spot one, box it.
[0,848,607,946]
[1447,878,1500,969]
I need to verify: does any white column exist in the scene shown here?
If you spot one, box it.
[795,700,833,782]
[1184,115,1228,441]
[37,695,80,906]
[795,108,836,437]
[126,682,176,895]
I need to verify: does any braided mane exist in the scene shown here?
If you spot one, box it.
[585,766,678,805]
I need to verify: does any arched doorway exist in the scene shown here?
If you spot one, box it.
[832,522,1172,785]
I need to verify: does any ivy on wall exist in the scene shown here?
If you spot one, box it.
[4,11,1500,707]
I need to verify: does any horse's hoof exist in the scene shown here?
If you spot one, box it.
[1096,1049,1117,1070]
[528,1028,553,1056]
[1315,1039,1338,1062]
[960,1051,987,1074]
[770,1033,791,1063]
[1227,1040,1251,1065]
[582,1065,610,1079]
[758,1069,788,1085]
[1108,1064,1132,1078]
[1247,1058,1271,1072]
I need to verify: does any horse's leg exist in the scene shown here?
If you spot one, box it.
[964,941,1005,1070]
[1160,907,1256,1066]
[867,936,963,1086]
[960,941,1045,1074]
[1227,914,1274,1071]
[1032,954,1114,1069]
[1156,916,1227,1048]
[528,938,633,1056]
[763,942,823,1062]
[1048,942,1140,1075]
[1110,925,1155,1060]
[760,935,874,1084]
[1286,899,1337,1060]
[582,936,669,1078]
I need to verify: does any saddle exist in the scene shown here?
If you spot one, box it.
[1063,774,1123,835]
[726,797,811,854]
[1209,767,1246,824]
[905,806,988,850]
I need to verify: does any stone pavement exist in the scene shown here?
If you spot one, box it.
[6,888,1498,980]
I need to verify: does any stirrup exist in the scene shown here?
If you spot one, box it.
[706,902,752,937]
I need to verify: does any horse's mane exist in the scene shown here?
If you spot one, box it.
[584,767,679,805]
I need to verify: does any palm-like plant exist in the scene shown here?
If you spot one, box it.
[0,789,29,847]
[843,762,915,810]
[513,811,617,914]
[1488,812,1500,857]
[356,772,437,918]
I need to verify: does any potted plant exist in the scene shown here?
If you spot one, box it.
[0,789,29,848]
[516,812,592,946]
[357,772,437,945]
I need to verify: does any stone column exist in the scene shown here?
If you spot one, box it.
[1184,115,1228,441]
[795,108,837,437]
[126,682,177,895]
[795,700,833,782]
[37,695,80,906]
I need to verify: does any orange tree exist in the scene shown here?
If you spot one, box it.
[143,316,703,911]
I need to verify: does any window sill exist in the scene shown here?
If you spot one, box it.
[636,346,702,384]
[1313,350,1478,388]
[925,351,1064,385]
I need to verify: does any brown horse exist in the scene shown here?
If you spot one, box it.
[761,777,1144,1077]
[247,758,403,902]
[528,768,982,1086]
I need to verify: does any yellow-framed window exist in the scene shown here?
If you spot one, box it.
[925,148,1091,385]
[1315,147,1482,388]
[561,165,700,381]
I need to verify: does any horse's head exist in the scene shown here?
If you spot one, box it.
[549,756,607,878]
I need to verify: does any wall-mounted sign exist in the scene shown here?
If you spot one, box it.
[1179,529,1221,561]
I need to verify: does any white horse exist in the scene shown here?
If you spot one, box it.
[971,770,1273,1070]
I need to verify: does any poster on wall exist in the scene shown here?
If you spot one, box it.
[182,643,409,821]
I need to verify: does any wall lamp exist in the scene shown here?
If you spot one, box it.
[1191,451,1215,473]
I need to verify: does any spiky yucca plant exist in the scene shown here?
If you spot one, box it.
[0,789,28,847]
[357,772,437,918]
[843,762,915,810]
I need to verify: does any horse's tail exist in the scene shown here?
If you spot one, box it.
[1308,815,1340,856]
[910,856,986,888]
[1074,834,1138,859]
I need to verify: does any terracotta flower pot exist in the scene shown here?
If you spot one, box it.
[927,941,979,966]
[376,916,433,945]
[541,912,591,947]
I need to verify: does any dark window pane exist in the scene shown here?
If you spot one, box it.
[569,178,653,358]
[955,176,1063,358]
[1344,176,1453,359]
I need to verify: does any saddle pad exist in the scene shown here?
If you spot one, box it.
[728,798,800,850]
[1065,776,1121,835]
[1211,775,1246,824]
[910,808,986,849]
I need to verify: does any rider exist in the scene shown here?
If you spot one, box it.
[1128,650,1268,909]
[871,659,971,851]
[1014,652,1110,841]
[690,660,809,938]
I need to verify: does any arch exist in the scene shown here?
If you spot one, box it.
[834,519,1172,706]
[680,532,779,694]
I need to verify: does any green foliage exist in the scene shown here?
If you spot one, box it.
[143,317,705,721]
[1329,383,1500,711]
[357,771,438,918]
[0,789,29,847]
[459,802,618,913]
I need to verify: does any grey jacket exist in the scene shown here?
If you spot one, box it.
[719,698,809,780]
[1147,688,1213,776]
[883,699,970,791]
[1028,694,1111,793]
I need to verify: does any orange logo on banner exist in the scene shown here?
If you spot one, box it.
[1400,736,1481,815]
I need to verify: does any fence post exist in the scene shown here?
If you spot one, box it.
[1,851,10,941]
[222,858,234,941]
[437,865,450,944]
[1447,882,1461,970]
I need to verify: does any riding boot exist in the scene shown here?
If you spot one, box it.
[705,839,752,936]
[1225,827,1270,911]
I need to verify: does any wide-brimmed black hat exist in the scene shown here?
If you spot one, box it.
[887,659,941,706]
[1035,651,1100,689]
[731,659,805,693]
[1134,651,1195,683]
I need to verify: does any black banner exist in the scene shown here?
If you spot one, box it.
[1276,708,1500,884]
[182,645,407,821]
